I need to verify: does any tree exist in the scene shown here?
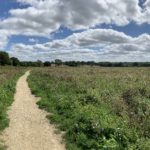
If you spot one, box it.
[55,59,62,66]
[0,51,11,66]
[44,61,51,67]
[64,61,79,67]
[11,57,20,66]
[36,60,43,67]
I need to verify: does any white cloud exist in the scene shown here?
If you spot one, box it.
[16,0,141,26]
[0,30,12,48]
[136,0,150,24]
[0,0,150,61]
[0,0,144,38]
[9,29,150,62]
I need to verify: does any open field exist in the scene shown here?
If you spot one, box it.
[28,67,150,150]
[0,67,26,149]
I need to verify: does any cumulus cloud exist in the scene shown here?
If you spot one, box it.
[0,30,14,48]
[0,0,144,38]
[15,0,142,26]
[45,29,132,50]
[137,0,150,24]
[0,0,150,61]
[9,29,150,62]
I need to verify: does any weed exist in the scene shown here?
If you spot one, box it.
[28,67,150,150]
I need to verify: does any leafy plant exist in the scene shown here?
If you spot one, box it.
[28,67,150,150]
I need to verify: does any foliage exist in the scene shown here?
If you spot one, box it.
[10,57,20,66]
[1,51,150,67]
[0,51,11,66]
[44,61,51,67]
[64,61,150,67]
[55,59,63,66]
[28,67,150,150]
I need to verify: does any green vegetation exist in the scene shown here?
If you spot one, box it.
[0,67,26,149]
[10,57,20,66]
[28,67,150,150]
[0,52,11,66]
[1,51,150,67]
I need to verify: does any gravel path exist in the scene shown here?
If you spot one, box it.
[1,71,65,150]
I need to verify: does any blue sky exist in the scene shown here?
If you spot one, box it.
[0,0,150,61]
[0,0,30,19]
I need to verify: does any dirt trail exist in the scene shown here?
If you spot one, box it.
[1,71,65,150]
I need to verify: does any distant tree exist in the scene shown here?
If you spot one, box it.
[55,59,62,66]
[133,62,139,67]
[20,61,27,67]
[87,61,95,66]
[64,61,79,67]
[0,51,11,66]
[44,61,51,67]
[36,60,43,67]
[11,57,20,66]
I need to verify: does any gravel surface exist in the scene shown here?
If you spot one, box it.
[1,71,65,150]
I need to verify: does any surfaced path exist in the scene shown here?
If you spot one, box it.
[1,71,65,150]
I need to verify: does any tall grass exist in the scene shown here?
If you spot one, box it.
[28,67,150,150]
[0,67,26,149]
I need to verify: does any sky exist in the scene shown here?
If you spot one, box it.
[0,0,150,62]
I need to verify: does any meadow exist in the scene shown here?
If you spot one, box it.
[0,67,26,149]
[28,66,150,150]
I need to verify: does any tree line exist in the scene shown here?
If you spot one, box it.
[0,51,150,67]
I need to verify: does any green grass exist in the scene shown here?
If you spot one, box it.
[0,67,26,148]
[28,66,150,150]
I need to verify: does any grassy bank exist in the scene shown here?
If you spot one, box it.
[28,67,150,150]
[0,67,26,149]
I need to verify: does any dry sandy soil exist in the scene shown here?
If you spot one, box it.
[1,71,65,150]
